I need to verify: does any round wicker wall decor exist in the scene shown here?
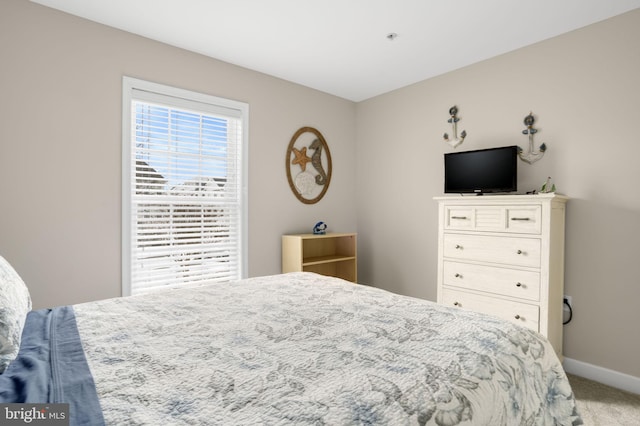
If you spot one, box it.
[286,127,332,204]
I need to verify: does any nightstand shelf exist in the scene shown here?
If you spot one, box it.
[302,254,357,266]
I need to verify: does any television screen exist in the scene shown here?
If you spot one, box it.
[444,146,517,194]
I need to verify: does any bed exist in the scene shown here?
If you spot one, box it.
[1,256,582,425]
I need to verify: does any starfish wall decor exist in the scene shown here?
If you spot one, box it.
[291,147,311,171]
[285,127,332,204]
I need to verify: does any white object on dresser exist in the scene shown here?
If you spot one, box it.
[434,194,568,358]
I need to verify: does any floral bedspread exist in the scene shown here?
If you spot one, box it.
[74,272,581,425]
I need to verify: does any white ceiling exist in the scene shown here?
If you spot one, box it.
[32,0,640,102]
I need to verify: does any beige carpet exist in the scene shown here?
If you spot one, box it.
[567,374,640,425]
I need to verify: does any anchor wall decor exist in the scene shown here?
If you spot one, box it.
[518,112,546,164]
[443,106,466,148]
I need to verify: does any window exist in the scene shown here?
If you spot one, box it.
[122,77,248,296]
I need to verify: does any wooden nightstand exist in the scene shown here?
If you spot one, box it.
[282,233,357,282]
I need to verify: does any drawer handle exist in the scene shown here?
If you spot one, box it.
[511,217,531,221]
[516,282,523,287]
[451,216,468,220]
[455,273,462,278]
[515,314,521,320]
[455,244,463,250]
[517,249,524,255]
[453,302,460,307]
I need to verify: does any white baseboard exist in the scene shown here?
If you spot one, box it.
[563,357,640,395]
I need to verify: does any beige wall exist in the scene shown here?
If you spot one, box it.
[2,0,639,381]
[0,0,357,307]
[356,10,640,378]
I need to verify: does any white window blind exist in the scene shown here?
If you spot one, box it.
[122,77,248,296]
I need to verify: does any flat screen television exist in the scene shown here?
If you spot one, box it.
[444,146,518,194]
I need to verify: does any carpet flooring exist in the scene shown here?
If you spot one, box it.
[567,374,640,425]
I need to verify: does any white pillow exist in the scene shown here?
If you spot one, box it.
[0,255,32,374]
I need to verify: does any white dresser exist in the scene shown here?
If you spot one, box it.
[434,194,568,357]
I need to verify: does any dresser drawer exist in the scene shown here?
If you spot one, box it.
[443,233,541,268]
[445,206,504,231]
[443,261,540,301]
[506,206,542,234]
[445,207,475,230]
[444,204,542,234]
[441,288,540,332]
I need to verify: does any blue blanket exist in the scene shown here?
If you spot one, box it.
[0,307,104,426]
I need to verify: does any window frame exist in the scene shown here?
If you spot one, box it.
[121,76,248,296]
